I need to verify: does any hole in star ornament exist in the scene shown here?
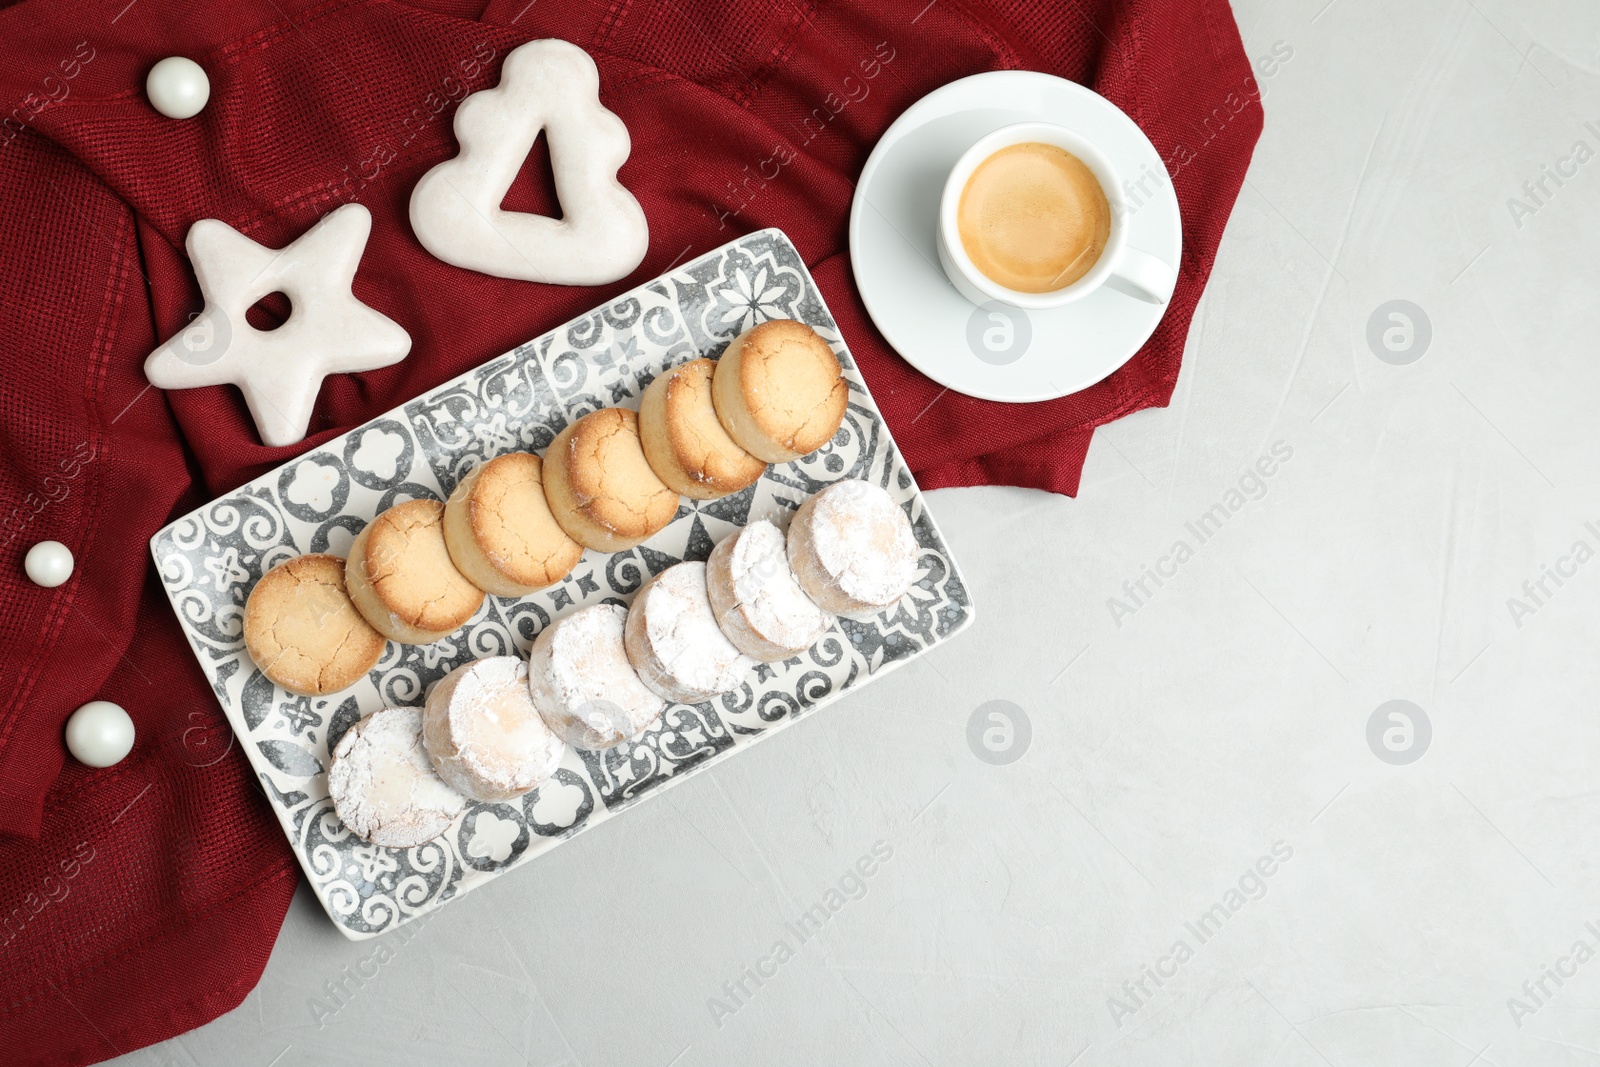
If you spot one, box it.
[143,204,411,448]
[244,290,292,332]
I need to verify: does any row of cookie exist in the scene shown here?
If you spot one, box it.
[241,318,849,698]
[356,317,851,639]
[455,314,848,586]
[326,480,921,847]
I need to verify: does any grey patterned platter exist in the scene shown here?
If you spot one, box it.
[151,228,974,940]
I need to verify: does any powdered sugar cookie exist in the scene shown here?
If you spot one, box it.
[787,480,919,619]
[327,706,466,848]
[423,656,567,801]
[705,520,831,662]
[527,603,666,749]
[625,562,754,704]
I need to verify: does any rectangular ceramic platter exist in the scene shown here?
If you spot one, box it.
[151,229,974,940]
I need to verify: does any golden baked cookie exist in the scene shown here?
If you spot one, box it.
[639,358,766,499]
[541,407,680,551]
[243,554,385,696]
[711,319,848,463]
[345,498,485,644]
[443,453,583,597]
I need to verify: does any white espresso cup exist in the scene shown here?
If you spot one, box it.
[936,121,1176,310]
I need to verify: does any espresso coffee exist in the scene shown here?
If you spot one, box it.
[956,142,1111,294]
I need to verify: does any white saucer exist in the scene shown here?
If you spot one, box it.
[849,71,1182,404]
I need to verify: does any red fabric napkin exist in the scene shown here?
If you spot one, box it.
[0,0,1258,1062]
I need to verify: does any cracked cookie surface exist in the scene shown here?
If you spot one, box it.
[711,319,848,463]
[345,498,485,644]
[625,561,755,703]
[243,553,385,696]
[444,453,582,597]
[542,407,679,551]
[527,603,666,749]
[705,519,831,662]
[639,358,766,499]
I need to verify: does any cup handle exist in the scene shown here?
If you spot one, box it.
[1108,247,1176,304]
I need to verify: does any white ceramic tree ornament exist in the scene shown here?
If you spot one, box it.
[144,204,411,448]
[409,39,648,286]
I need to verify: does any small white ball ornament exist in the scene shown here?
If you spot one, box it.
[24,540,73,587]
[146,57,210,120]
[65,701,136,768]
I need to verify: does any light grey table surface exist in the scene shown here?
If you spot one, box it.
[111,0,1600,1063]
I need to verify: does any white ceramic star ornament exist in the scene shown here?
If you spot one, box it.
[144,204,411,447]
[409,38,648,285]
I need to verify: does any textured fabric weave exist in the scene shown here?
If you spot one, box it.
[0,0,1259,1062]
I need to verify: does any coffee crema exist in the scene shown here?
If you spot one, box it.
[956,141,1111,294]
